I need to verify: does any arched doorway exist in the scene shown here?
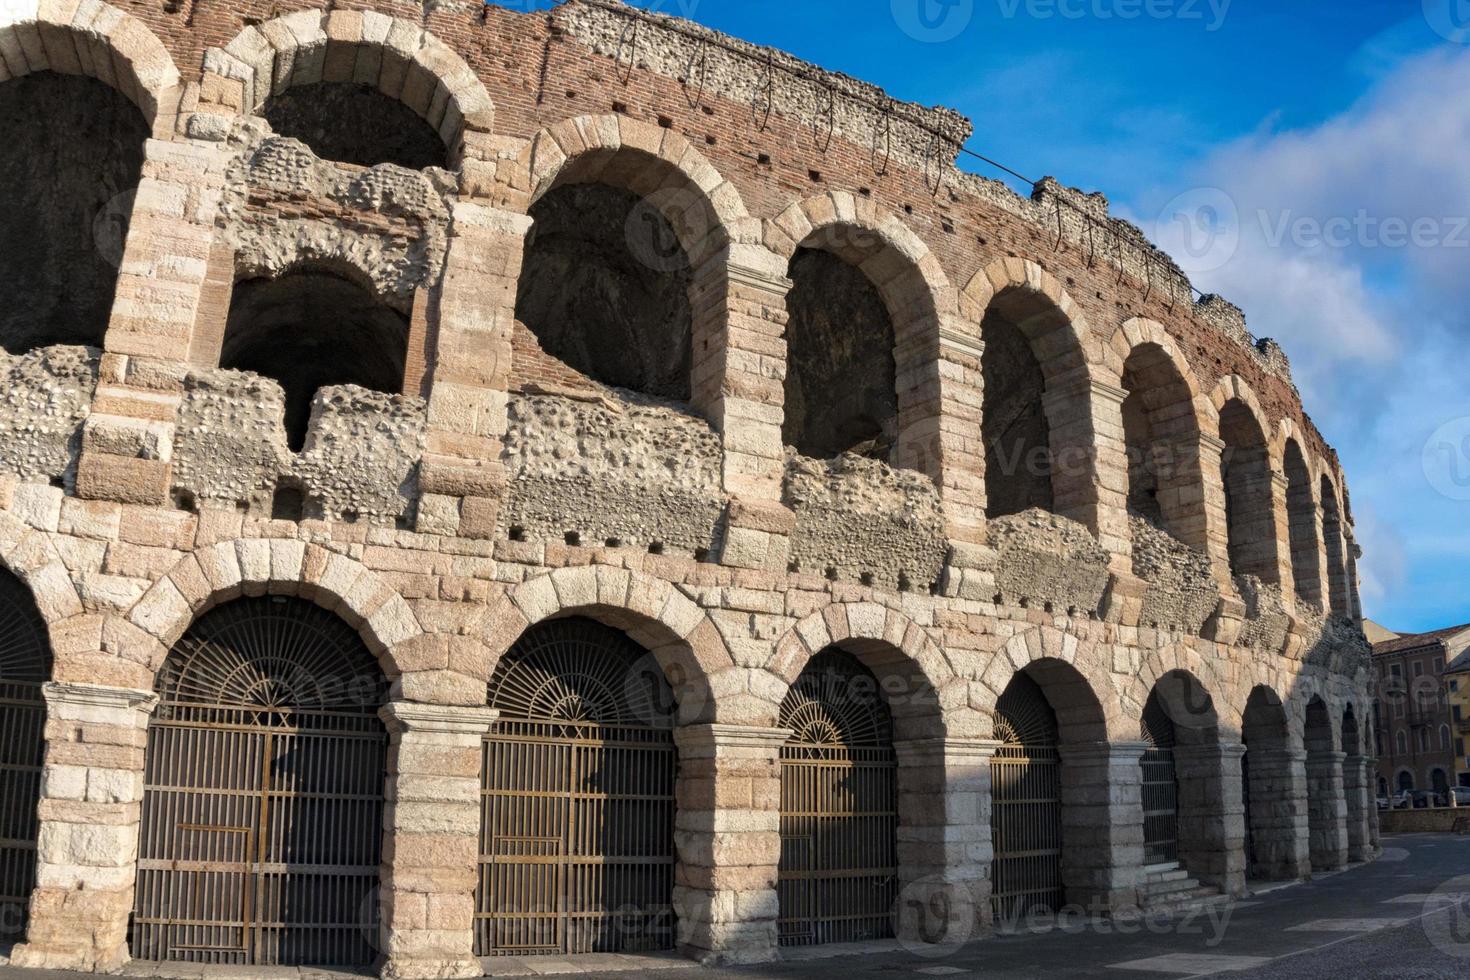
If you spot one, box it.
[990,673,1062,922]
[777,649,897,947]
[131,597,387,966]
[1397,770,1414,793]
[0,570,51,943]
[1241,686,1305,880]
[1432,768,1450,798]
[1304,697,1346,871]
[1140,691,1180,865]
[475,618,678,957]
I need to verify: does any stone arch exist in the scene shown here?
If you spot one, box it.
[1302,694,1348,870]
[123,541,426,689]
[763,601,972,739]
[1131,641,1242,738]
[961,260,1098,526]
[1107,318,1217,553]
[976,626,1119,742]
[1240,682,1307,880]
[1281,434,1322,608]
[0,0,183,136]
[767,192,956,473]
[206,9,494,160]
[1209,376,1280,584]
[479,564,737,726]
[1320,472,1350,617]
[0,510,82,655]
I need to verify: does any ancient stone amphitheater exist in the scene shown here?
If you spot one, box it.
[0,0,1376,976]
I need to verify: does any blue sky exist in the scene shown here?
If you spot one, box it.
[550,0,1470,633]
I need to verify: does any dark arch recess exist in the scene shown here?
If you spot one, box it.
[221,271,409,452]
[0,72,148,354]
[0,568,51,942]
[262,82,448,171]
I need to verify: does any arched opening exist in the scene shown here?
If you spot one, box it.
[1120,343,1204,545]
[1397,769,1414,793]
[981,292,1056,519]
[1303,697,1346,872]
[221,271,409,451]
[1433,768,1450,797]
[476,618,677,956]
[132,597,388,967]
[777,649,897,946]
[0,72,148,353]
[1140,671,1233,892]
[515,182,693,402]
[1283,440,1321,607]
[0,570,52,943]
[1218,399,1277,583]
[782,244,897,459]
[989,659,1107,924]
[1377,775,1387,798]
[1321,477,1349,616]
[1241,687,1303,880]
[262,82,448,170]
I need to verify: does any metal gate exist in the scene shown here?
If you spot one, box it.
[990,673,1062,922]
[1140,694,1179,865]
[131,597,387,967]
[0,571,50,942]
[778,650,896,947]
[476,618,677,956]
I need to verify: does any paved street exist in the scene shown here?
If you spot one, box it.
[5,834,1470,980]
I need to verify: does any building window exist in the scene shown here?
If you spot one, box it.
[1456,705,1463,723]
[1414,661,1424,677]
[1397,731,1408,754]
[1452,679,1461,692]
[1391,664,1403,677]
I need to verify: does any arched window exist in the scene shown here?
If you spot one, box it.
[1218,398,1278,583]
[0,72,148,352]
[1120,342,1207,549]
[1397,769,1414,792]
[1321,476,1350,616]
[1396,730,1408,754]
[981,296,1054,519]
[263,82,448,170]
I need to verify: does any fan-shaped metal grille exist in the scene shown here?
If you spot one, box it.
[134,597,385,967]
[477,618,677,957]
[990,673,1062,922]
[777,650,896,947]
[0,570,50,940]
[779,650,893,749]
[487,618,675,728]
[1140,691,1179,864]
[155,596,385,718]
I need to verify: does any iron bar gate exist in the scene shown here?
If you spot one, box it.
[476,619,677,956]
[0,570,52,942]
[1140,694,1179,865]
[778,651,896,947]
[131,598,387,967]
[989,674,1063,922]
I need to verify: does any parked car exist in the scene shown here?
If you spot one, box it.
[1390,790,1414,809]
[1409,789,1447,809]
[1376,795,1392,811]
[1450,786,1470,807]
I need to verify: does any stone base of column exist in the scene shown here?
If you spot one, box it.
[10,882,134,973]
[1176,743,1247,898]
[1306,752,1349,873]
[1245,747,1310,881]
[672,725,789,966]
[1059,742,1145,914]
[1343,755,1374,864]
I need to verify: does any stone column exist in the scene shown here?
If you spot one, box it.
[10,682,157,973]
[671,724,789,966]
[415,202,530,539]
[1196,433,1234,587]
[1306,750,1349,872]
[1343,754,1374,863]
[378,702,500,980]
[1041,375,1127,560]
[1058,741,1145,913]
[1173,742,1247,896]
[1243,747,1310,881]
[1267,472,1297,597]
[892,737,999,946]
[79,136,231,506]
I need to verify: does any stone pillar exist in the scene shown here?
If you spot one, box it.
[1174,742,1247,896]
[378,702,499,980]
[671,724,789,965]
[1306,750,1349,872]
[79,136,231,506]
[1267,472,1297,597]
[916,321,988,548]
[1058,741,1144,913]
[892,737,999,945]
[415,202,530,539]
[1243,747,1310,881]
[1196,433,1234,587]
[1343,754,1375,863]
[10,682,158,973]
[1041,375,1127,559]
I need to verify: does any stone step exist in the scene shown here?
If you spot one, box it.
[1139,876,1204,899]
[1143,868,1190,884]
[1143,888,1231,917]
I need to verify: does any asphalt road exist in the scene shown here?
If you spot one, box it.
[4,834,1470,979]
